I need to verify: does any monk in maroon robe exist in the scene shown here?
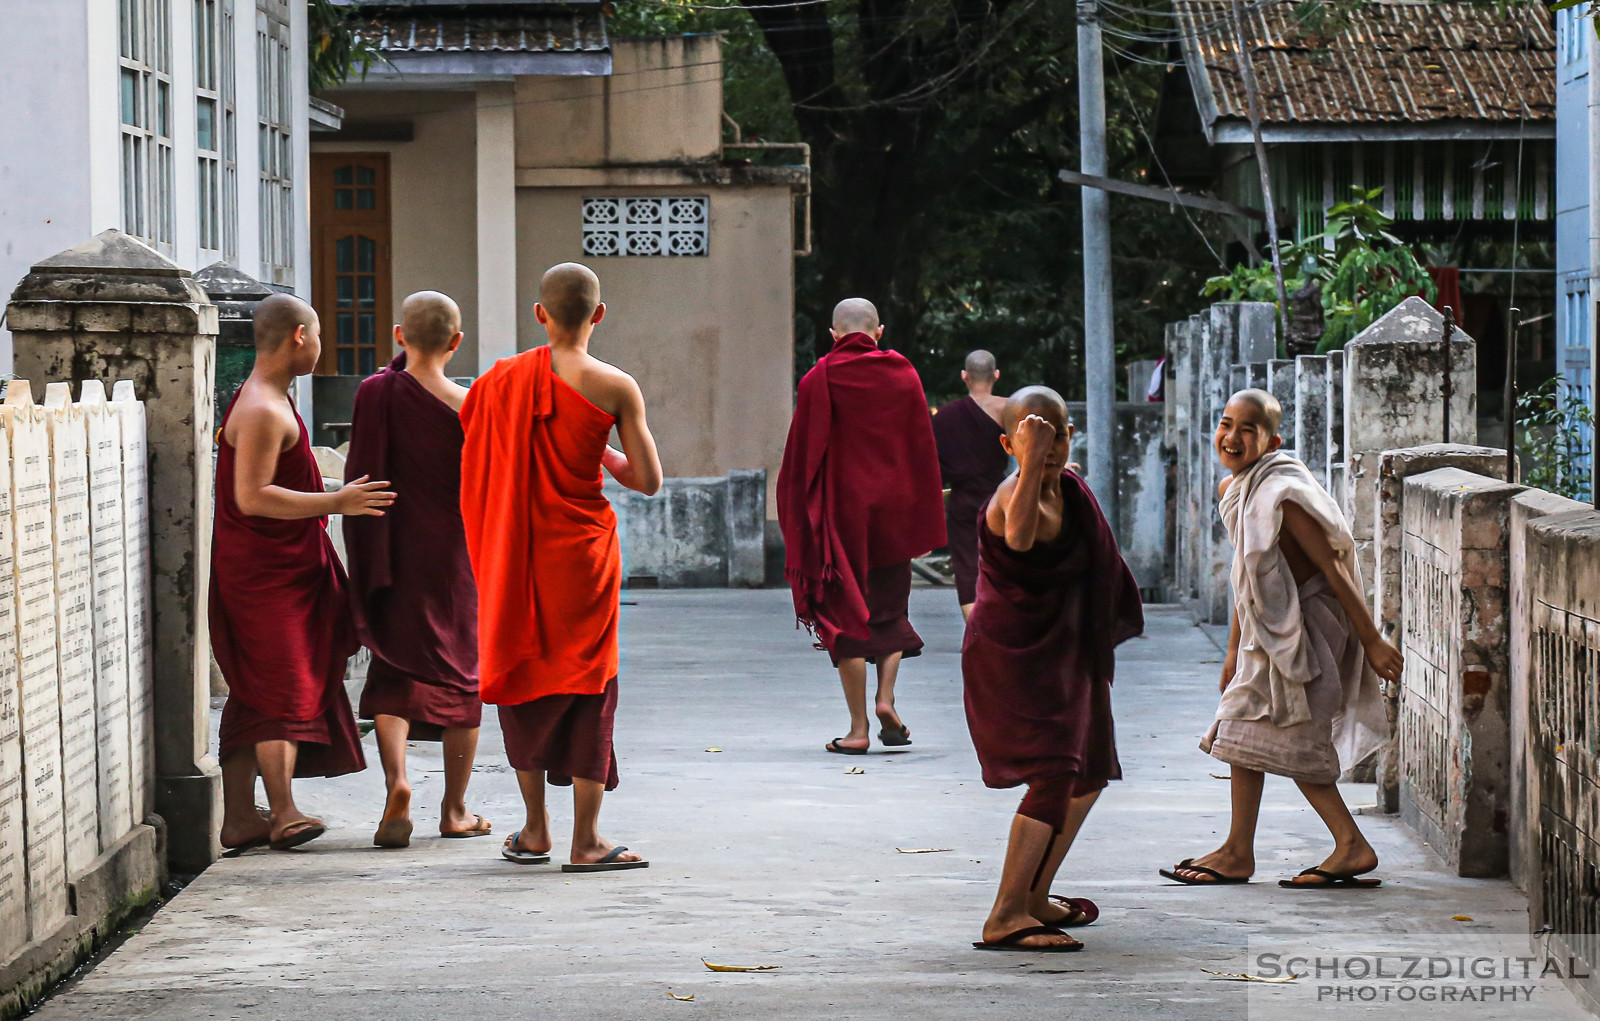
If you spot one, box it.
[963,386,1142,952]
[344,291,489,849]
[777,298,945,755]
[933,349,1009,619]
[212,294,394,854]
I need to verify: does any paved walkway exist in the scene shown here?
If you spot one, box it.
[34,591,1591,1019]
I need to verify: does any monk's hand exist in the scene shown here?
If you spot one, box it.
[1365,637,1404,683]
[1014,414,1054,471]
[336,475,397,517]
[1219,652,1237,693]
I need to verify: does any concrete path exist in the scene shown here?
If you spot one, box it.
[33,591,1590,1019]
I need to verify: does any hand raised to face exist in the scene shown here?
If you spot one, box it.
[1012,413,1055,471]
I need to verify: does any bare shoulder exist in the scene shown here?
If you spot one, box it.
[1217,474,1234,500]
[224,383,297,448]
[426,376,470,413]
[977,393,1008,424]
[985,473,1019,530]
[574,354,644,417]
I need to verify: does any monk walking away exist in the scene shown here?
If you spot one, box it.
[964,388,1143,952]
[461,263,661,872]
[345,291,490,850]
[932,350,1009,621]
[1161,389,1401,889]
[777,298,945,754]
[212,293,395,854]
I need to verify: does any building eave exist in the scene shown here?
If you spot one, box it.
[1210,119,1556,144]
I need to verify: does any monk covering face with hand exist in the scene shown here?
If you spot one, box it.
[963,387,1143,952]
[1160,389,1400,889]
[460,263,662,872]
[932,349,1009,621]
[777,299,946,754]
[344,291,490,849]
[212,293,394,854]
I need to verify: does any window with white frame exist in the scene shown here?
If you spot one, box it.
[582,197,709,257]
[119,0,176,253]
[257,3,293,283]
[1560,6,1591,68]
[195,0,238,259]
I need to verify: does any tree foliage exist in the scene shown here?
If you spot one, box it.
[1516,377,1595,501]
[308,0,391,93]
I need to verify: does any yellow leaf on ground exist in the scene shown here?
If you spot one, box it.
[896,847,955,854]
[667,991,695,1000]
[702,960,781,973]
[1202,969,1300,984]
[705,747,722,753]
[1452,915,1474,921]
[846,767,864,774]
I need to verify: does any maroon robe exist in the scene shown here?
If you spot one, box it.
[776,332,945,655]
[933,396,1008,604]
[961,470,1142,825]
[210,392,364,778]
[343,354,481,740]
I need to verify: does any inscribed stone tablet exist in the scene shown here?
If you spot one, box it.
[6,385,67,938]
[83,384,132,847]
[112,382,152,825]
[44,383,99,874]
[0,426,24,959]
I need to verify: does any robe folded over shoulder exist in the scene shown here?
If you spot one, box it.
[1201,451,1386,775]
[343,353,481,737]
[459,345,620,706]
[933,395,1008,605]
[776,332,946,651]
[210,394,364,778]
[961,470,1143,798]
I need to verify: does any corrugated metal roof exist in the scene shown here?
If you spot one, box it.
[361,10,609,54]
[1174,0,1553,128]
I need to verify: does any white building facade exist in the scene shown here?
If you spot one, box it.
[1555,3,1598,479]
[0,0,313,370]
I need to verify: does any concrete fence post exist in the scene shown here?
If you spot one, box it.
[726,469,767,588]
[6,230,220,873]
[1326,349,1345,504]
[1293,355,1329,487]
[1267,358,1296,445]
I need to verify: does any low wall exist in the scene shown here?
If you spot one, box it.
[1068,401,1166,595]
[606,469,766,588]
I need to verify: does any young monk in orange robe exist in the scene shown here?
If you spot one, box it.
[212,293,395,853]
[460,263,663,872]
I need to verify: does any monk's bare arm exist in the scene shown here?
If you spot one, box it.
[1000,414,1054,551]
[232,400,395,519]
[1280,502,1403,681]
[607,375,663,496]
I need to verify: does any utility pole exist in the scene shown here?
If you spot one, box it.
[1230,0,1291,346]
[1078,0,1117,527]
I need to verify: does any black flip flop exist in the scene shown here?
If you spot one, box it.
[825,738,868,755]
[973,925,1083,952]
[562,845,649,873]
[1045,895,1099,927]
[1159,858,1250,885]
[877,721,912,747]
[220,835,270,859]
[501,829,552,865]
[1279,867,1382,889]
[268,820,326,851]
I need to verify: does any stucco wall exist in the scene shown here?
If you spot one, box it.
[311,92,482,372]
[516,185,794,516]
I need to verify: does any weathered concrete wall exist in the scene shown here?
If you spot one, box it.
[1398,468,1519,877]
[1267,358,1296,442]
[605,470,767,588]
[1326,348,1345,496]
[1294,355,1329,488]
[1068,402,1166,594]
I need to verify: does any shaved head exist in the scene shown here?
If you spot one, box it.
[1002,385,1070,434]
[539,262,601,331]
[964,350,997,377]
[832,297,880,335]
[253,292,317,353]
[400,290,461,352]
[1227,388,1282,436]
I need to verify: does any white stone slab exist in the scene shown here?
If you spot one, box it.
[5,382,67,939]
[82,382,133,848]
[113,381,153,826]
[0,409,24,960]
[44,382,99,874]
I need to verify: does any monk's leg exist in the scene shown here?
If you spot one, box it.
[219,747,269,849]
[255,739,322,842]
[507,769,552,856]
[873,651,907,736]
[569,778,643,865]
[1173,767,1262,881]
[373,714,412,826]
[832,657,871,751]
[440,726,484,834]
[982,813,1077,949]
[1028,789,1101,924]
[1288,780,1377,882]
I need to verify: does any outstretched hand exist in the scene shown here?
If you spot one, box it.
[336,475,396,517]
[1012,414,1054,472]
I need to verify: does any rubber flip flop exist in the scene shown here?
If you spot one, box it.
[501,830,552,865]
[973,925,1083,952]
[1279,867,1382,889]
[562,846,649,873]
[825,738,868,756]
[877,721,912,747]
[1046,895,1099,927]
[220,835,270,859]
[442,814,493,838]
[373,819,413,849]
[269,820,326,851]
[1159,858,1250,885]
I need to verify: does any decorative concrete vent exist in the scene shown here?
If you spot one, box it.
[582,196,709,257]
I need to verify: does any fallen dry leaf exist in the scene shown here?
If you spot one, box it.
[1202,969,1300,984]
[1452,915,1474,922]
[1209,773,1231,780]
[702,960,781,973]
[667,991,695,1001]
[705,747,723,753]
[845,766,865,774]
[896,847,954,854]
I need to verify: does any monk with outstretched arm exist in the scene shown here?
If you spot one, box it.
[213,293,394,853]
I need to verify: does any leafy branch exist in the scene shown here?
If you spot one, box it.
[309,0,394,93]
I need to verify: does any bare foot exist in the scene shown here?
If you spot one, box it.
[826,735,869,752]
[269,812,325,846]
[220,812,271,851]
[874,701,909,741]
[381,781,412,825]
[1282,841,1378,885]
[507,809,552,856]
[981,911,1080,949]
[441,806,490,836]
[1169,846,1254,883]
[1032,896,1094,927]
[571,837,643,866]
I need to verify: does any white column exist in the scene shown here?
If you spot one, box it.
[170,0,201,268]
[290,0,314,421]
[1591,40,1600,442]
[86,0,121,238]
[476,82,518,374]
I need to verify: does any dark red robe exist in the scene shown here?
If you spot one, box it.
[933,395,1008,604]
[210,393,364,778]
[343,354,481,740]
[776,332,945,654]
[961,470,1143,824]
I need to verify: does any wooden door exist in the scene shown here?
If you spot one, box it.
[311,153,392,376]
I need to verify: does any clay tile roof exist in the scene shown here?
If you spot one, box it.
[1174,0,1554,128]
[360,8,609,55]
